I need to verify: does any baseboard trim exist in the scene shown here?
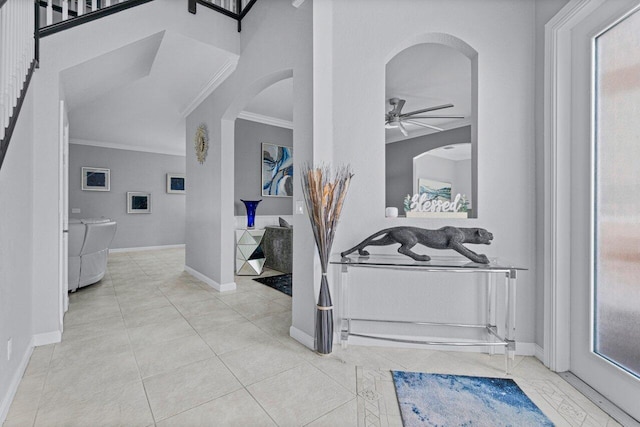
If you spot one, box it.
[32,331,61,347]
[344,335,536,356]
[184,265,236,292]
[535,344,545,363]
[110,244,185,253]
[290,326,315,350]
[0,338,34,424]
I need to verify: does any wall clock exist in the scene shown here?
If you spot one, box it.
[194,123,209,164]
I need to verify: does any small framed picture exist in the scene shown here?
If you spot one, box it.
[127,192,151,214]
[81,167,110,191]
[166,173,185,194]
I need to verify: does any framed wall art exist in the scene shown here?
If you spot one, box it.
[127,192,151,214]
[262,143,293,197]
[166,173,185,194]
[418,178,452,201]
[81,167,110,191]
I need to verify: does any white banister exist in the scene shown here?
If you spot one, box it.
[105,0,112,7]
[91,0,97,12]
[78,0,84,16]
[46,0,53,26]
[62,0,69,20]
[0,0,34,142]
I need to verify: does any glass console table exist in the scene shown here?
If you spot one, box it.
[330,254,527,374]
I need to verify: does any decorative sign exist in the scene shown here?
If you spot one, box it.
[404,193,469,218]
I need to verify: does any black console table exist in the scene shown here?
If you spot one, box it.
[330,254,527,374]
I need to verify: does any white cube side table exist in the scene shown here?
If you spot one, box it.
[235,229,266,275]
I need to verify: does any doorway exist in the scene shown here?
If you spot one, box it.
[547,0,640,421]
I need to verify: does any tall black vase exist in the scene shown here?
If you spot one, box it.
[316,274,333,354]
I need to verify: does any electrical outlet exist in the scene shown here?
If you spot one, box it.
[7,337,12,361]
[71,208,81,214]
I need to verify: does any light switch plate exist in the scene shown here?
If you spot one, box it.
[295,201,304,215]
[71,208,81,214]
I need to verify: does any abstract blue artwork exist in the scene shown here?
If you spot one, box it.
[262,143,293,197]
[392,371,554,427]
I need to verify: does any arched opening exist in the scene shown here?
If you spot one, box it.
[220,69,294,287]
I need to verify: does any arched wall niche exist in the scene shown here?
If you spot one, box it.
[384,33,478,218]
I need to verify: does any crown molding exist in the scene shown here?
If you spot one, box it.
[237,111,294,129]
[70,138,185,157]
[180,56,239,118]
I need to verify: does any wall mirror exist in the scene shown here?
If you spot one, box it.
[385,39,478,218]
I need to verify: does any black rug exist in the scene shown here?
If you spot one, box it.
[253,273,292,296]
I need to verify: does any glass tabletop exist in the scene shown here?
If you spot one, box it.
[330,253,527,271]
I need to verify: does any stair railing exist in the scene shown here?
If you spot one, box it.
[189,0,256,32]
[0,0,37,169]
[38,0,155,37]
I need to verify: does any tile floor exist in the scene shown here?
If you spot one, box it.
[3,248,623,426]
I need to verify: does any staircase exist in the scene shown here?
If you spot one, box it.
[0,0,256,171]
[0,0,36,169]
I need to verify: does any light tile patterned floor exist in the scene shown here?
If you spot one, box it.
[3,248,623,426]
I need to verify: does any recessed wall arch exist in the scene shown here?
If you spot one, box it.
[221,68,294,122]
[385,32,478,217]
[384,32,478,64]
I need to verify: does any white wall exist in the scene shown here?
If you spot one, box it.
[32,0,240,341]
[315,0,539,347]
[186,0,314,317]
[0,88,34,421]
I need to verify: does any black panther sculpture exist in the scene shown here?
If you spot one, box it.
[340,226,493,264]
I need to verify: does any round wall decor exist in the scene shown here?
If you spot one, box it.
[194,123,209,164]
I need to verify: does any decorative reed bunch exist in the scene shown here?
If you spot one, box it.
[300,164,353,354]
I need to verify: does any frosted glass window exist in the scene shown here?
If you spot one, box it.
[594,8,640,378]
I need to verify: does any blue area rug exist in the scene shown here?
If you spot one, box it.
[253,273,292,296]
[392,371,554,427]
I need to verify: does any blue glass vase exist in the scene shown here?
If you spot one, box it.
[241,199,261,229]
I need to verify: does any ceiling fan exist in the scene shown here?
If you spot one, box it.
[385,97,464,137]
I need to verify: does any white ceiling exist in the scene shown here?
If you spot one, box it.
[418,142,471,162]
[385,43,471,143]
[64,30,238,156]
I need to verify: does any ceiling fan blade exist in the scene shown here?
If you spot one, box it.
[409,115,465,119]
[400,103,454,117]
[404,119,444,132]
[388,98,406,115]
[398,121,409,136]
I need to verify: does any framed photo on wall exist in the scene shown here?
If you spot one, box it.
[127,192,151,214]
[166,173,185,194]
[262,143,293,197]
[418,178,452,201]
[81,167,110,191]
